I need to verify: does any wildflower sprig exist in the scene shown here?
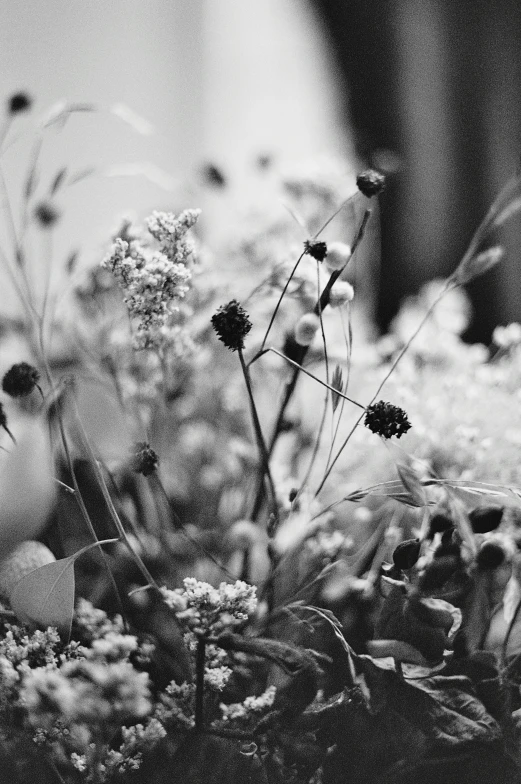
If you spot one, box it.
[102,208,200,349]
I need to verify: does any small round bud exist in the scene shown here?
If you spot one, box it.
[356,169,386,197]
[7,92,32,115]
[2,362,40,398]
[364,400,411,440]
[211,300,252,351]
[34,201,60,228]
[392,538,421,570]
[295,313,320,346]
[325,242,351,271]
[303,239,328,262]
[131,442,159,476]
[288,487,298,503]
[329,281,354,308]
[477,541,506,570]
[0,541,55,603]
[469,506,504,534]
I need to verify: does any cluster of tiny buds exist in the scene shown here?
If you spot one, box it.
[364,400,411,439]
[356,169,386,198]
[211,300,252,351]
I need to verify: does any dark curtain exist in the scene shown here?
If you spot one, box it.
[312,0,521,342]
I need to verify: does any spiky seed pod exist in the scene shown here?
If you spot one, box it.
[303,239,328,262]
[8,92,32,115]
[2,363,40,398]
[392,538,421,570]
[356,169,386,197]
[0,541,56,603]
[469,506,504,534]
[211,300,252,351]
[364,400,411,439]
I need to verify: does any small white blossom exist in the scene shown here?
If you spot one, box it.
[295,313,320,346]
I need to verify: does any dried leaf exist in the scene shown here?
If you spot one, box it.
[331,365,344,412]
[396,463,427,506]
[49,167,67,195]
[10,539,117,639]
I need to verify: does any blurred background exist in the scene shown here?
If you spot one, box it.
[0,0,520,341]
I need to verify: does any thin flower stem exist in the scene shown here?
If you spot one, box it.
[249,209,371,519]
[238,348,278,524]
[267,348,365,409]
[68,394,163,594]
[314,282,454,497]
[257,250,305,356]
[194,638,206,731]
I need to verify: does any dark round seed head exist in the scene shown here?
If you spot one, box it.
[469,506,504,534]
[364,400,411,439]
[392,538,421,570]
[132,442,159,476]
[2,362,40,397]
[356,169,386,197]
[211,300,252,351]
[8,92,32,115]
[476,541,506,570]
[303,239,328,262]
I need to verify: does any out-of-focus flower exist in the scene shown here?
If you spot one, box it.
[324,241,351,271]
[7,92,32,115]
[329,281,354,308]
[295,312,320,346]
[493,322,521,348]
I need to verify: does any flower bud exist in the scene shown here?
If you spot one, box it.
[295,313,320,346]
[2,363,40,398]
[325,242,351,271]
[131,442,158,476]
[211,300,252,351]
[364,400,411,439]
[7,92,32,115]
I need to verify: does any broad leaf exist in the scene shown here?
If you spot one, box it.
[10,538,117,639]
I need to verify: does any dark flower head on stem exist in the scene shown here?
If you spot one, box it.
[7,92,32,115]
[303,239,328,262]
[2,363,40,398]
[364,400,411,439]
[211,300,252,351]
[132,442,159,476]
[356,169,386,198]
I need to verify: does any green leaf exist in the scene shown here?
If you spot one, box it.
[10,538,117,639]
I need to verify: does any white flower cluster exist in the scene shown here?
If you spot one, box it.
[161,577,257,636]
[220,684,276,723]
[102,208,200,349]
